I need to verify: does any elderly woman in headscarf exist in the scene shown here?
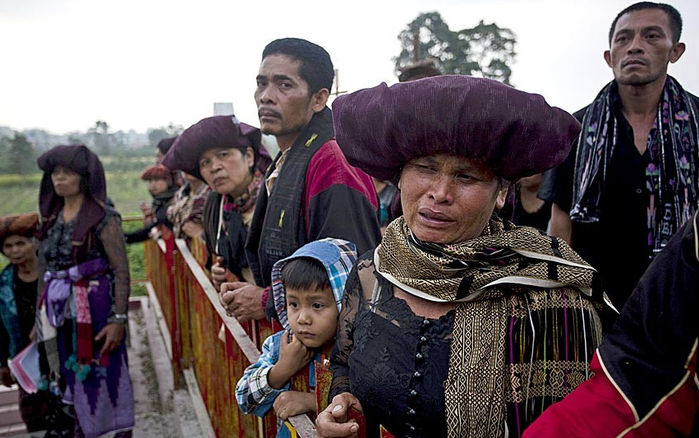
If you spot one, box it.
[36,145,134,438]
[0,212,54,432]
[162,116,272,298]
[315,76,610,438]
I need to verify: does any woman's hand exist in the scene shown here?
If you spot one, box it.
[0,366,14,387]
[95,323,125,356]
[272,390,316,420]
[267,330,312,389]
[315,392,363,438]
[182,221,204,239]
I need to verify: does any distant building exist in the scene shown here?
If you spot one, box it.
[213,102,235,116]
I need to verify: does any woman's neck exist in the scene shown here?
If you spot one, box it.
[62,193,84,222]
[15,258,38,282]
[228,173,254,199]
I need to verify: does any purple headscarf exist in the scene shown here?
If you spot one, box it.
[36,145,107,254]
[161,115,272,181]
[156,136,177,155]
[332,75,581,183]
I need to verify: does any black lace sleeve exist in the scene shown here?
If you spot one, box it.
[329,255,375,400]
[36,251,46,310]
[99,214,130,315]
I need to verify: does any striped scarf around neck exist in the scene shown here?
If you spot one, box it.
[570,76,699,255]
[376,216,597,436]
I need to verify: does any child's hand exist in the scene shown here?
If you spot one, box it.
[267,330,313,389]
[273,390,316,420]
[278,330,313,372]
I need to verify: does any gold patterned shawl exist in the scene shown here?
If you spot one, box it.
[376,216,597,437]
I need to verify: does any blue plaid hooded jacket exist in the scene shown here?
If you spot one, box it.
[235,238,357,431]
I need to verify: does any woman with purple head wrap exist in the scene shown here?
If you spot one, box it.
[316,76,613,438]
[36,145,134,438]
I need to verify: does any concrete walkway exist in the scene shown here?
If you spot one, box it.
[8,294,207,438]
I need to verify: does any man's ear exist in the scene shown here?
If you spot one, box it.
[670,42,686,64]
[311,88,330,114]
[603,50,612,68]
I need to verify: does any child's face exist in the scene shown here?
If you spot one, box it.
[148,178,169,195]
[285,286,338,351]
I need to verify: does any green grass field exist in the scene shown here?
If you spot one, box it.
[0,171,151,217]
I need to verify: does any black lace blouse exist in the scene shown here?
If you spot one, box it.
[330,253,454,438]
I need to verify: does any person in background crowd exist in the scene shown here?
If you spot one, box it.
[235,238,357,437]
[512,173,552,232]
[147,136,181,216]
[538,1,699,310]
[219,37,381,323]
[315,76,608,438]
[166,170,211,241]
[373,178,398,235]
[524,211,699,437]
[162,115,272,289]
[124,164,177,244]
[36,145,134,438]
[155,136,177,164]
[0,213,53,433]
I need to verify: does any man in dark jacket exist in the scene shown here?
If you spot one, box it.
[539,1,699,312]
[220,38,381,323]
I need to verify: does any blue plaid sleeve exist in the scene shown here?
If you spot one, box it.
[235,331,290,416]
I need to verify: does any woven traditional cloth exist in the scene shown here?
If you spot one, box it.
[376,216,597,436]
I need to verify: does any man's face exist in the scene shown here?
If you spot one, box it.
[605,8,685,86]
[254,54,326,149]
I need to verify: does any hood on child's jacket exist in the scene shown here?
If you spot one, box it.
[271,238,358,330]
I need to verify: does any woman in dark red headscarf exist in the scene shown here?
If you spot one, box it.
[0,212,55,432]
[36,145,134,438]
[124,163,177,244]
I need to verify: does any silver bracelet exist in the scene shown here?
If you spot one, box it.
[108,313,128,325]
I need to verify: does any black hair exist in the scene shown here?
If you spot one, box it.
[609,2,683,44]
[0,233,35,251]
[281,257,330,292]
[262,38,334,95]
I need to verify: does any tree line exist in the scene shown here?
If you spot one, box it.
[0,121,183,176]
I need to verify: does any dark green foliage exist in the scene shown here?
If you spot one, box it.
[395,12,517,85]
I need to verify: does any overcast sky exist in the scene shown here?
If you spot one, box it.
[1,0,698,135]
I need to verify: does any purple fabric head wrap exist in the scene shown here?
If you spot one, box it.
[161,115,272,181]
[332,75,581,183]
[36,145,107,253]
[156,136,177,155]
